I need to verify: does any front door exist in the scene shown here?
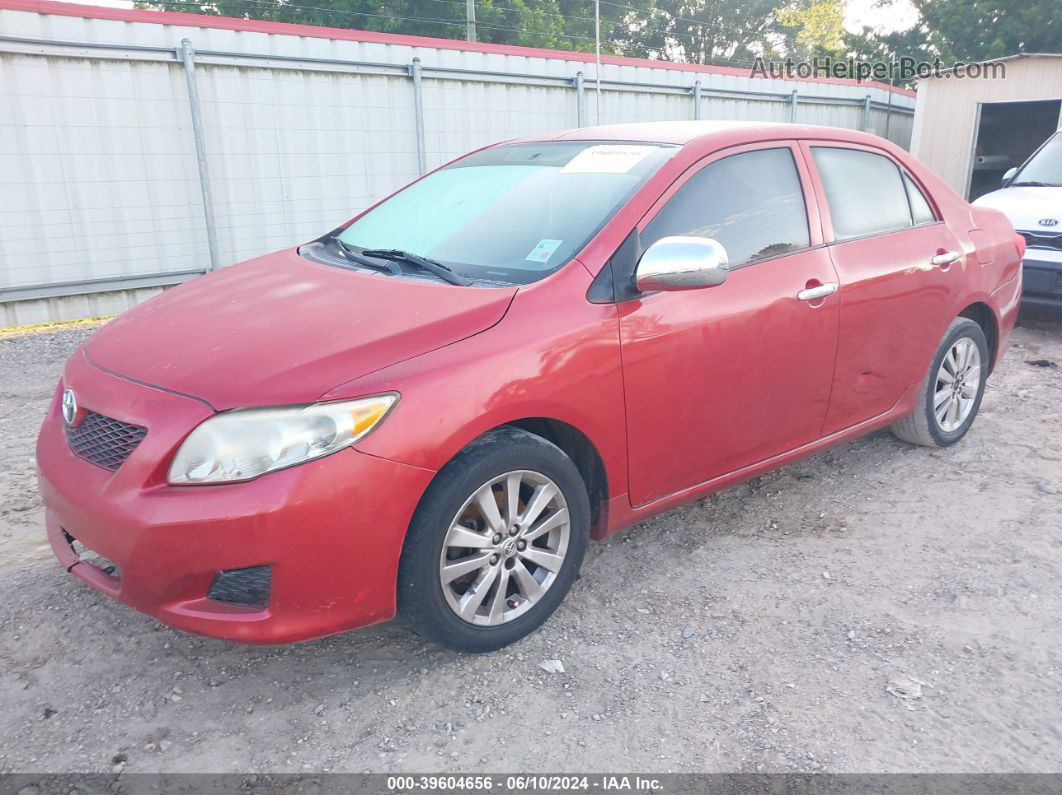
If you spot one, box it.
[619,143,840,507]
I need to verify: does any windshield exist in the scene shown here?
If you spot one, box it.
[334,141,677,285]
[1011,132,1062,186]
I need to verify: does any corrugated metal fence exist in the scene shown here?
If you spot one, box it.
[0,1,916,326]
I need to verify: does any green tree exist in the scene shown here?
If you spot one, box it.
[839,23,933,86]
[142,0,877,66]
[911,0,1061,61]
[776,0,845,59]
[138,0,651,52]
[555,0,655,55]
[141,0,810,65]
[843,22,935,80]
[617,0,799,64]
[844,24,932,63]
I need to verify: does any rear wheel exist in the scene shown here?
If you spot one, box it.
[890,317,989,447]
[397,427,590,652]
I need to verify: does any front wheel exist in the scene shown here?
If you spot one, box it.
[890,317,989,447]
[397,427,590,652]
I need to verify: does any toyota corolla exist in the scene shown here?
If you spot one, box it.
[37,121,1024,652]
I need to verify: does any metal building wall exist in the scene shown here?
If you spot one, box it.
[0,1,916,326]
[911,55,1062,196]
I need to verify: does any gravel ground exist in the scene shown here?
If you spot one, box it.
[0,314,1059,775]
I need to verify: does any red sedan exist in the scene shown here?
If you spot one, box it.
[36,122,1023,652]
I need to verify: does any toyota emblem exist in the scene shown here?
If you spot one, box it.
[61,388,79,426]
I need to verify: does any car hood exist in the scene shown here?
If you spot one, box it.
[973,186,1062,232]
[86,249,517,410]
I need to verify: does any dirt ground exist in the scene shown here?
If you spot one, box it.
[0,313,1059,775]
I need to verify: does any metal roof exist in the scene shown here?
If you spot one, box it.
[920,52,1062,78]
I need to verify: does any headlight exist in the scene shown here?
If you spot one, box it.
[168,394,398,485]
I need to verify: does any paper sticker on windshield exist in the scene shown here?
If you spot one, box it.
[526,239,563,263]
[561,145,657,174]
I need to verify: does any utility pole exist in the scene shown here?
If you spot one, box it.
[594,0,601,122]
[466,0,476,42]
[885,73,895,140]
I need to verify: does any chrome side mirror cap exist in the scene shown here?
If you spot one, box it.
[634,236,730,292]
[1002,166,1017,186]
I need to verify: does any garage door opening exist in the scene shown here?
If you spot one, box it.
[968,99,1062,200]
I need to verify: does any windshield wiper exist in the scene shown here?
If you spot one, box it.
[1009,180,1058,187]
[361,249,473,286]
[330,235,403,275]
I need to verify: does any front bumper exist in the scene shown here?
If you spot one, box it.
[37,350,434,644]
[1020,248,1062,309]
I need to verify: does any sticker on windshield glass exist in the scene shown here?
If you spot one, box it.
[526,239,563,263]
[561,145,657,174]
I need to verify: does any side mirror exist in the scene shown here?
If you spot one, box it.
[634,236,729,292]
[1002,166,1017,186]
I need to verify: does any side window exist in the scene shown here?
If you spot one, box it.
[812,147,912,240]
[903,172,936,225]
[643,148,810,268]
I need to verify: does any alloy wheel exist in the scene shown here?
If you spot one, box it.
[933,336,981,432]
[439,470,570,626]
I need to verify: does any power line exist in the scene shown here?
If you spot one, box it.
[595,0,761,33]
[151,0,598,42]
[145,0,768,67]
[477,1,770,66]
[444,0,762,42]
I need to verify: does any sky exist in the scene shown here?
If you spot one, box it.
[844,0,919,33]
[59,0,923,35]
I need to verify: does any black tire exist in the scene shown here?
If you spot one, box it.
[890,317,989,447]
[397,426,590,652]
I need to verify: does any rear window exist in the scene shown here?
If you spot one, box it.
[812,147,912,241]
[904,173,936,225]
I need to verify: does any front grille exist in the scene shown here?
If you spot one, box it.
[65,411,147,471]
[208,566,272,608]
[1020,231,1062,252]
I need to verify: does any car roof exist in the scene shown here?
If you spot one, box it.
[513,120,892,149]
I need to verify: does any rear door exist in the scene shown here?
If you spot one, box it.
[619,142,840,507]
[801,142,968,435]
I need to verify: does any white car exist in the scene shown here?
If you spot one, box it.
[974,130,1062,310]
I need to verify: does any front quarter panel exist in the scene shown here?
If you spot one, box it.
[325,262,629,501]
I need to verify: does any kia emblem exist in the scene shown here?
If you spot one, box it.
[61,388,79,426]
[1039,218,1059,227]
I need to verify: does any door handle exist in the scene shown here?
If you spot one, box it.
[797,282,838,302]
[931,250,961,268]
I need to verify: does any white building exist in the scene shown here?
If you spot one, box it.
[911,53,1062,201]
